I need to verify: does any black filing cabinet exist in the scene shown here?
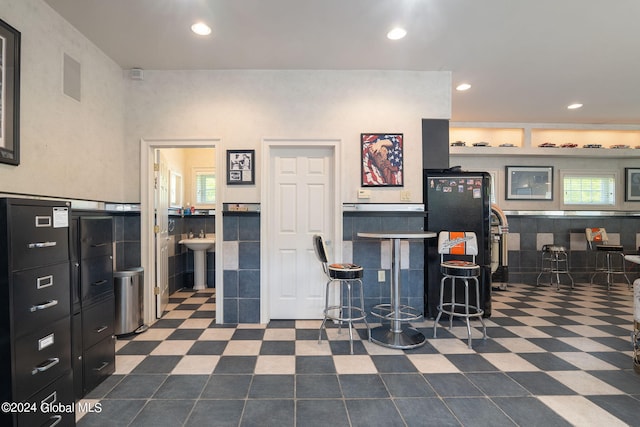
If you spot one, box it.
[71,215,115,400]
[0,198,75,426]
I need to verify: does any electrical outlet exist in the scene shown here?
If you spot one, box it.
[400,190,411,201]
[358,189,371,199]
[378,270,385,282]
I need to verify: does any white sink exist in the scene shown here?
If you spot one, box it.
[178,237,216,290]
[178,238,216,251]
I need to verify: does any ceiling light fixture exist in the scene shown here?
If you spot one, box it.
[387,27,407,40]
[191,22,212,36]
[456,83,472,91]
[567,103,583,110]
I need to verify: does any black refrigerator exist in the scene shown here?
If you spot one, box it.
[423,169,492,319]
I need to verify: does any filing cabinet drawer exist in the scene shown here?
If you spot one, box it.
[12,263,71,337]
[82,297,115,349]
[13,317,71,401]
[17,371,74,427]
[83,335,115,394]
[80,216,113,259]
[81,255,113,302]
[9,204,70,271]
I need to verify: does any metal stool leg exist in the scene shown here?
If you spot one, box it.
[464,278,472,348]
[433,276,446,338]
[474,277,487,342]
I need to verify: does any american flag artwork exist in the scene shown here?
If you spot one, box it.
[361,133,403,186]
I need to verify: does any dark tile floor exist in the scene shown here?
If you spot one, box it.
[77,282,640,426]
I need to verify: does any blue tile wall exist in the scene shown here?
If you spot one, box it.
[223,213,260,324]
[345,213,426,321]
[506,214,640,284]
[220,211,425,324]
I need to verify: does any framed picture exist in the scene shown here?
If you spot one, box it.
[625,168,640,201]
[361,133,403,187]
[0,18,21,166]
[506,166,553,200]
[227,149,255,185]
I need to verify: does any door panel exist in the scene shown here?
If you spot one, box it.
[155,150,169,318]
[269,146,334,319]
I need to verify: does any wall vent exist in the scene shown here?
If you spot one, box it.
[63,53,81,102]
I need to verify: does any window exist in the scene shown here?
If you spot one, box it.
[193,168,216,206]
[169,171,182,208]
[562,172,616,207]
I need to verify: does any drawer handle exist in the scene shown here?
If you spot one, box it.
[30,299,59,312]
[91,243,108,247]
[32,357,59,375]
[91,279,108,286]
[93,361,109,372]
[42,390,57,405]
[94,325,108,334]
[47,415,63,427]
[28,241,57,249]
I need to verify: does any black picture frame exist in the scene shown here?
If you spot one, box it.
[361,133,403,187]
[227,149,255,185]
[625,168,640,201]
[0,18,21,166]
[505,166,553,200]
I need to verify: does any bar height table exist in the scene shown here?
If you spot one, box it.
[358,231,437,349]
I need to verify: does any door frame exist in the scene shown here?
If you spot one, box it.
[140,138,223,326]
[261,138,342,324]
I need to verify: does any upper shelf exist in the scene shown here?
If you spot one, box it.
[449,122,640,158]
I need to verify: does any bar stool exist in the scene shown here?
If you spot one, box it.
[536,244,574,290]
[585,228,631,290]
[433,231,487,349]
[312,235,369,354]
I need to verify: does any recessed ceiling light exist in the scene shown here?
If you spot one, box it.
[387,27,407,40]
[456,83,472,91]
[567,103,583,110]
[191,22,212,36]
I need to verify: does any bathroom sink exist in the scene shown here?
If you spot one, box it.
[178,238,215,251]
[178,237,216,290]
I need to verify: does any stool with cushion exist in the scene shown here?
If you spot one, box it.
[433,231,487,349]
[536,244,574,290]
[313,234,369,354]
[585,228,631,290]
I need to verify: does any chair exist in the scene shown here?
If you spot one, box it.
[585,228,631,290]
[536,244,574,290]
[433,231,487,349]
[313,235,369,354]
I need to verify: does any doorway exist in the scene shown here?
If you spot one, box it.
[140,139,222,326]
[262,139,342,321]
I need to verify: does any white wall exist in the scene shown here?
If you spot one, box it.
[0,0,125,201]
[124,70,451,203]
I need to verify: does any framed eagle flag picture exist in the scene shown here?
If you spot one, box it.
[361,133,403,187]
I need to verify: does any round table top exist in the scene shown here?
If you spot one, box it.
[625,254,640,265]
[357,231,437,239]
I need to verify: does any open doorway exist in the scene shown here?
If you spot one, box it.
[140,139,222,327]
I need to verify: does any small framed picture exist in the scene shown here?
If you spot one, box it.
[506,166,553,200]
[625,168,640,201]
[227,150,255,185]
[361,133,403,187]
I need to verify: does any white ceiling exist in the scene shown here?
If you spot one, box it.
[43,0,640,124]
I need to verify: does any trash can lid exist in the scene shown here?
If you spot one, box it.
[114,267,144,277]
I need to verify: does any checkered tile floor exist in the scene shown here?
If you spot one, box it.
[77,283,640,426]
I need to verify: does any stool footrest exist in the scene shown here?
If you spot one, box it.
[323,305,367,322]
[437,302,484,319]
[371,303,423,323]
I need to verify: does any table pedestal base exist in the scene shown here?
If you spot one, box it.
[370,326,426,349]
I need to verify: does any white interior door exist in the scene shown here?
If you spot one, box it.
[155,150,170,318]
[268,145,335,319]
